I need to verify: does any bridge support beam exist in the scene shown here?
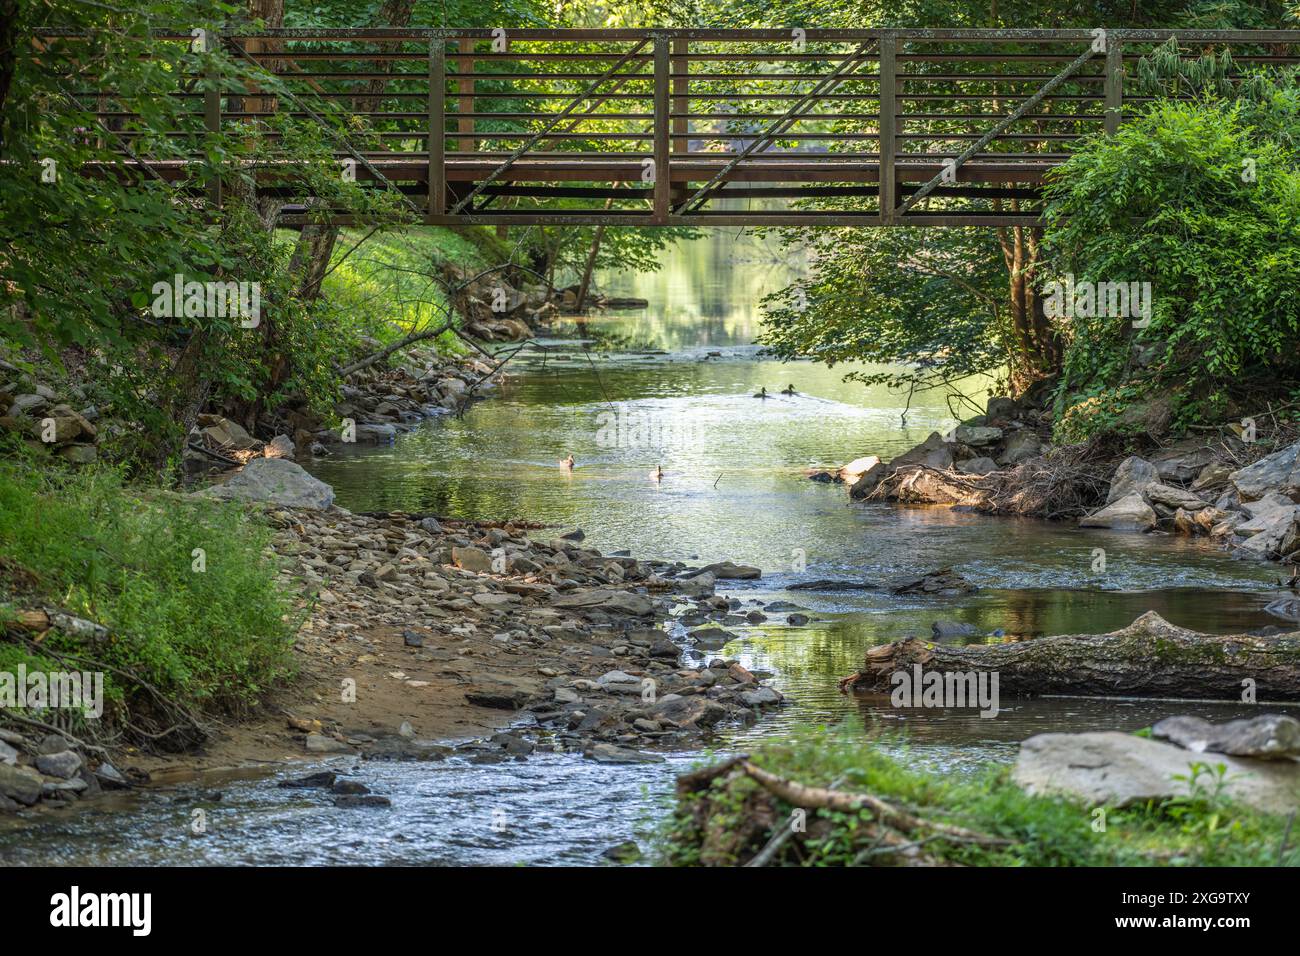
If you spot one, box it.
[428,37,445,221]
[878,33,896,225]
[653,35,670,223]
[1104,39,1124,135]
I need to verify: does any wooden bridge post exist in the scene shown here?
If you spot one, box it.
[457,36,475,152]
[1104,39,1124,135]
[653,35,671,223]
[878,32,897,224]
[204,33,221,209]
[671,37,688,209]
[428,36,446,221]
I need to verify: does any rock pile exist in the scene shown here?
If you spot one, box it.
[444,263,649,342]
[0,365,101,465]
[187,348,496,474]
[1078,437,1300,562]
[0,727,138,814]
[255,500,785,761]
[833,394,1048,502]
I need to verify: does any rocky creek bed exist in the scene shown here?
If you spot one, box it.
[0,458,790,816]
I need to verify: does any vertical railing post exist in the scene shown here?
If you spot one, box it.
[429,35,446,221]
[653,34,670,223]
[671,37,688,209]
[878,32,896,224]
[204,33,222,209]
[457,36,475,152]
[1104,38,1124,135]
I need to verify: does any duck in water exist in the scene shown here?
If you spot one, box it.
[560,454,574,470]
[650,464,663,481]
[753,386,769,399]
[780,383,797,395]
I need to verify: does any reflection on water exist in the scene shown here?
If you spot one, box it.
[4,230,1290,865]
[551,228,807,350]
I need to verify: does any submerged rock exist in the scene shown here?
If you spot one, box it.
[1079,492,1156,531]
[584,743,664,764]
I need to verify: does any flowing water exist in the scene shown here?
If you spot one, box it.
[2,230,1291,865]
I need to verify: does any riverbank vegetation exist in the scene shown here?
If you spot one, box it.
[742,0,1300,444]
[0,453,296,748]
[662,727,1300,866]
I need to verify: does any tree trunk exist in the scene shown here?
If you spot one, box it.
[575,225,605,311]
[0,1,18,134]
[839,612,1300,701]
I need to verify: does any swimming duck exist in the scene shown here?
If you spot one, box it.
[780,383,797,395]
[560,454,574,470]
[752,386,769,399]
[650,464,663,481]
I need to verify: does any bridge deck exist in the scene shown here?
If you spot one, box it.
[56,27,1300,227]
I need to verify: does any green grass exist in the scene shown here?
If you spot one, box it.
[315,224,509,352]
[0,456,298,739]
[660,725,1298,867]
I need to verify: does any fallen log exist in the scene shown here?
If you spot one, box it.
[838,611,1300,701]
[7,608,110,644]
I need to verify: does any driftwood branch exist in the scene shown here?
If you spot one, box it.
[338,320,456,378]
[740,761,1008,846]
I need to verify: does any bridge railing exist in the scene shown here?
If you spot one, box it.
[58,28,1300,226]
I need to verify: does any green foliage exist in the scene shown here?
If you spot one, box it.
[758,226,1010,392]
[1044,79,1300,442]
[660,726,1299,867]
[0,454,297,727]
[317,225,493,350]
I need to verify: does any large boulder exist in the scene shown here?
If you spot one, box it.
[0,763,43,806]
[1106,456,1159,505]
[201,458,335,510]
[891,467,986,506]
[1013,731,1300,814]
[985,396,1018,421]
[197,415,258,451]
[997,429,1042,465]
[1143,483,1210,512]
[848,459,890,498]
[1232,507,1300,559]
[686,561,761,580]
[1078,492,1157,531]
[1230,441,1300,501]
[891,432,955,471]
[1150,439,1222,483]
[955,456,998,476]
[839,455,881,484]
[954,424,1002,447]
